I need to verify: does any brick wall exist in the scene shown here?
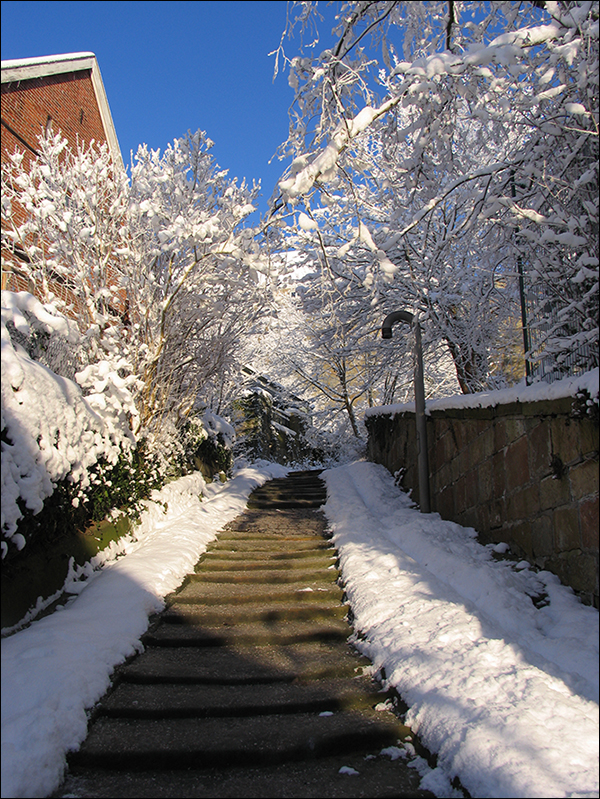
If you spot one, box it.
[366,397,599,607]
[1,67,122,316]
[1,69,108,164]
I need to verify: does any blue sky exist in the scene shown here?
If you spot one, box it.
[1,0,339,221]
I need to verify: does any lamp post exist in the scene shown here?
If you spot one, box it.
[382,311,431,513]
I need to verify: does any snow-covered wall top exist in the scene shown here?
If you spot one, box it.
[365,368,599,418]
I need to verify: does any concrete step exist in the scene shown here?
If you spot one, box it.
[246,473,327,510]
[193,555,336,571]
[142,619,351,647]
[246,498,327,510]
[98,677,388,719]
[115,642,371,685]
[201,547,336,561]
[223,509,331,537]
[186,567,340,584]
[57,753,435,798]
[251,484,326,495]
[172,580,343,605]
[248,489,327,501]
[207,538,332,552]
[69,710,406,770]
[161,601,348,625]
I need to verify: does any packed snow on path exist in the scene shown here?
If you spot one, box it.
[323,461,599,799]
[1,460,598,799]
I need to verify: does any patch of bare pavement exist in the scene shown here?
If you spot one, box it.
[54,471,437,798]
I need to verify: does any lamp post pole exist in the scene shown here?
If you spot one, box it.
[382,311,431,513]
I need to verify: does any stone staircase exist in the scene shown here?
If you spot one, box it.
[245,469,328,510]
[54,471,435,798]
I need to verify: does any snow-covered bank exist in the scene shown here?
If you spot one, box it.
[323,461,599,799]
[1,462,287,799]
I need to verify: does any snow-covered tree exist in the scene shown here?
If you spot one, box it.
[125,130,267,429]
[259,226,459,441]
[1,129,268,439]
[1,129,270,554]
[268,1,599,388]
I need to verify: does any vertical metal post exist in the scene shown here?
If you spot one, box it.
[511,171,532,384]
[382,311,431,513]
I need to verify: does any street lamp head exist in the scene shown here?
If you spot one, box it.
[381,310,414,338]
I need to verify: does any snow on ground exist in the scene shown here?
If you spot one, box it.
[1,461,288,799]
[323,462,599,799]
[1,459,598,798]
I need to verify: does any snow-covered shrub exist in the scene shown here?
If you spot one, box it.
[571,387,600,424]
[230,385,331,465]
[179,410,235,480]
[8,440,164,565]
[1,291,140,559]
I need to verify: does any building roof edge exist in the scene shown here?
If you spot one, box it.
[1,52,124,170]
[1,52,96,82]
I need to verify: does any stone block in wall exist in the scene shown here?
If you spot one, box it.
[546,550,598,598]
[433,435,446,470]
[493,419,507,451]
[522,397,572,417]
[477,459,494,504]
[551,417,583,465]
[444,428,459,461]
[569,459,599,501]
[458,445,472,478]
[492,450,506,499]
[435,459,452,494]
[454,475,467,512]
[440,428,456,462]
[505,436,529,492]
[488,498,505,530]
[554,505,581,551]
[469,428,486,466]
[505,417,526,444]
[579,417,599,456]
[449,453,462,485]
[580,497,599,550]
[528,421,552,481]
[456,419,474,452]
[481,427,495,462]
[507,483,540,522]
[465,469,478,509]
[540,473,570,511]
[505,520,533,559]
[436,484,455,518]
[531,513,554,561]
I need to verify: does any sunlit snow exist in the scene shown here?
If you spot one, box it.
[2,461,598,799]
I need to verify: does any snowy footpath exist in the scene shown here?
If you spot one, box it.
[1,460,598,799]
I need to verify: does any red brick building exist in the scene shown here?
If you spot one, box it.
[1,51,123,293]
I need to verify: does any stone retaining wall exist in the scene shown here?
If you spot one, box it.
[365,397,599,607]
